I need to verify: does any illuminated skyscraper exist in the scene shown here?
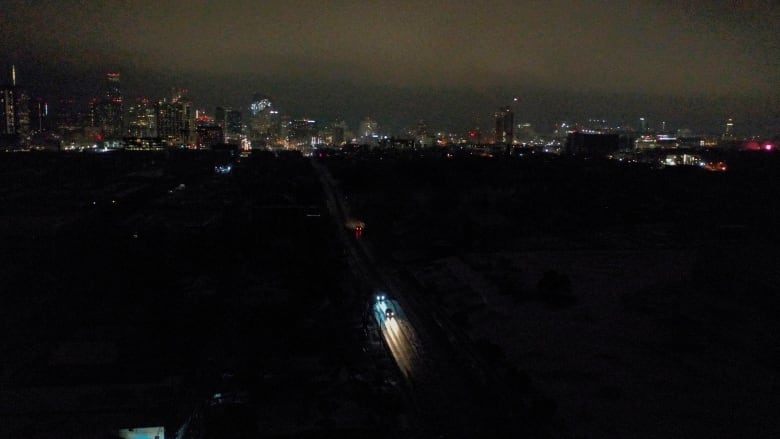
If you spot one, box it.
[358,116,379,142]
[1,66,20,146]
[126,97,156,137]
[332,120,348,145]
[13,89,30,139]
[288,119,317,146]
[92,72,124,138]
[723,118,735,139]
[249,94,278,145]
[196,123,223,148]
[0,85,15,136]
[413,120,434,146]
[156,96,194,146]
[249,94,272,117]
[494,106,514,144]
[30,98,48,133]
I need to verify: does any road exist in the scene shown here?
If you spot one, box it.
[312,158,422,377]
[373,297,419,378]
[312,157,537,437]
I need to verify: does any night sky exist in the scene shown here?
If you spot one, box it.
[2,0,778,134]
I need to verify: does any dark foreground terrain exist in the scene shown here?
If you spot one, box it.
[2,148,779,438]
[0,150,404,437]
[324,148,780,438]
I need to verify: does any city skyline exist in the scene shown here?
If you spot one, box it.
[2,64,775,140]
[1,1,779,135]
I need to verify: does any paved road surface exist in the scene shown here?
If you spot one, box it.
[312,158,540,437]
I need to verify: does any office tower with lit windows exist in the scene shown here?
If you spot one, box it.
[91,73,125,138]
[155,94,194,146]
[248,94,279,145]
[358,116,379,143]
[723,118,735,139]
[55,97,84,136]
[226,110,243,142]
[0,85,16,136]
[288,119,317,147]
[127,98,156,137]
[1,65,23,146]
[14,90,30,140]
[196,122,223,148]
[332,120,348,145]
[249,94,272,118]
[28,98,48,134]
[494,106,514,144]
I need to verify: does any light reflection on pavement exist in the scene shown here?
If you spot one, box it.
[373,299,419,378]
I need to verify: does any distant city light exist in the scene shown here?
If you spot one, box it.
[215,164,232,174]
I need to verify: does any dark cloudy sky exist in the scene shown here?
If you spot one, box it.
[2,0,778,134]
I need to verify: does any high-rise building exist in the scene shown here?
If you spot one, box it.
[317,120,349,146]
[332,120,348,145]
[249,94,272,117]
[565,131,620,157]
[196,122,223,148]
[29,98,48,133]
[248,94,279,145]
[215,106,227,129]
[156,97,194,146]
[723,118,735,139]
[225,110,244,139]
[56,98,81,131]
[91,72,124,138]
[515,122,536,143]
[126,98,156,137]
[494,106,514,144]
[0,65,33,144]
[0,86,15,136]
[414,120,433,147]
[288,119,317,147]
[1,65,21,146]
[358,116,379,142]
[14,89,30,139]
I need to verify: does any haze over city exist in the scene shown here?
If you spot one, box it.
[2,0,778,134]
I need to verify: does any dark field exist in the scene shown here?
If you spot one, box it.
[1,149,779,438]
[326,150,780,438]
[0,151,399,437]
